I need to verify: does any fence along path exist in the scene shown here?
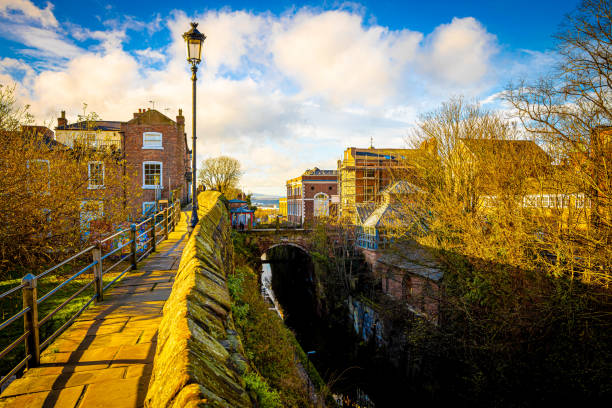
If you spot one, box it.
[0,210,189,408]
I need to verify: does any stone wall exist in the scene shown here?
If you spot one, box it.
[145,191,253,408]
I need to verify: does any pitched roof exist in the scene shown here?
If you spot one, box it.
[355,203,377,225]
[380,180,420,197]
[230,205,254,213]
[362,202,407,229]
[56,121,122,131]
[460,138,551,164]
[18,126,65,149]
[376,241,444,281]
[127,109,175,125]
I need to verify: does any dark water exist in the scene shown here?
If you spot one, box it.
[266,245,410,407]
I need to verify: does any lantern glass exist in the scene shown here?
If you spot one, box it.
[186,38,202,63]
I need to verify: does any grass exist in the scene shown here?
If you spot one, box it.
[228,264,317,407]
[0,253,132,381]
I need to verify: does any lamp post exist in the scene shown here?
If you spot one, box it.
[183,22,206,233]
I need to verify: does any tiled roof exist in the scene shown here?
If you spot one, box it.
[56,121,123,131]
[303,167,337,175]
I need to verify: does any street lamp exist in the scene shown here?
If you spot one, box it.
[183,22,206,232]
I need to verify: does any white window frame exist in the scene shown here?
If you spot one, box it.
[143,161,163,189]
[314,192,329,217]
[143,201,156,215]
[85,132,97,147]
[142,132,163,150]
[87,161,105,189]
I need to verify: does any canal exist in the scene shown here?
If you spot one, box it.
[261,244,405,407]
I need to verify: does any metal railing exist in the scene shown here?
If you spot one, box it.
[0,200,181,387]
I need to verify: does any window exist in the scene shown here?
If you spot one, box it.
[143,201,156,215]
[143,132,163,149]
[365,168,375,178]
[575,194,590,208]
[85,132,96,147]
[143,161,162,189]
[314,193,329,217]
[88,161,104,189]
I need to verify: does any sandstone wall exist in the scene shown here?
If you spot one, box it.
[145,191,253,408]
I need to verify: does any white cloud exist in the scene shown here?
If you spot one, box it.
[134,48,166,62]
[0,6,543,195]
[272,10,422,106]
[0,0,58,27]
[0,24,82,60]
[417,17,497,85]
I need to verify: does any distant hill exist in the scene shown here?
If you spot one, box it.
[250,193,282,208]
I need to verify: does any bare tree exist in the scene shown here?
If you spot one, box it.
[506,0,611,285]
[0,85,134,272]
[198,156,242,195]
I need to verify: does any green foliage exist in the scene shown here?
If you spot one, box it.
[227,241,311,407]
[243,372,283,408]
[0,264,129,378]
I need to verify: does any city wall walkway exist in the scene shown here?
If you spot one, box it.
[0,211,190,408]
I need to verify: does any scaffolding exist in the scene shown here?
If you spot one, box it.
[338,147,415,220]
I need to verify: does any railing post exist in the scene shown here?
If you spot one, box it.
[130,223,137,270]
[174,202,179,229]
[22,274,40,368]
[171,205,176,232]
[164,207,169,238]
[151,216,156,252]
[92,243,103,303]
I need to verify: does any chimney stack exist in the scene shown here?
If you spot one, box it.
[176,108,185,135]
[57,110,67,128]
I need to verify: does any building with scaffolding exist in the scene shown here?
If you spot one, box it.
[337,147,418,221]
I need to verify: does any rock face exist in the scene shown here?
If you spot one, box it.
[145,192,253,408]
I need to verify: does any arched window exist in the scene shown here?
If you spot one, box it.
[314,192,329,217]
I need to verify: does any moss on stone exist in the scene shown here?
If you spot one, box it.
[145,192,253,408]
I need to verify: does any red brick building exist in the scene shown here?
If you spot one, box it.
[122,109,190,216]
[56,108,191,219]
[286,167,338,225]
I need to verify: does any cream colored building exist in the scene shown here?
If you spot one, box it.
[55,111,122,150]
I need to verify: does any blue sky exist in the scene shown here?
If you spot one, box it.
[0,0,580,195]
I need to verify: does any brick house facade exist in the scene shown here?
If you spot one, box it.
[286,168,338,225]
[122,109,190,216]
[56,108,190,220]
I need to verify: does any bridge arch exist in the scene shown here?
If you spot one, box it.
[263,242,310,255]
[242,229,312,257]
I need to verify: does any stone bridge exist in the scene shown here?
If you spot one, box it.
[241,228,312,256]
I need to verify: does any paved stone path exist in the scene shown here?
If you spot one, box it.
[0,211,189,408]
